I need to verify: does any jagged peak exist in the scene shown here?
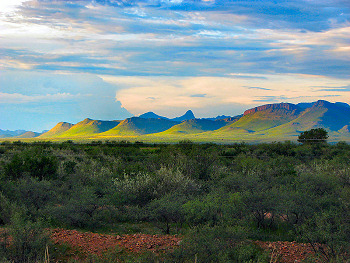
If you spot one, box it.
[182,110,194,117]
[171,110,195,121]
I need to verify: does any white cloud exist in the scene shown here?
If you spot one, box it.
[0,92,83,104]
[108,74,350,117]
[0,0,28,14]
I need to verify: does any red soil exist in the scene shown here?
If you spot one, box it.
[51,228,181,257]
[1,227,332,262]
[255,240,322,263]
[50,228,326,262]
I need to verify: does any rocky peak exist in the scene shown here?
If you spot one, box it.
[244,103,300,116]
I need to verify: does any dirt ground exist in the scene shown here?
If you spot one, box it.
[51,228,326,262]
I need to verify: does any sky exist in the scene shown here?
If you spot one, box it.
[0,0,349,131]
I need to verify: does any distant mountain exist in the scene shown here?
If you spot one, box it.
[216,103,301,134]
[39,122,74,138]
[0,129,27,138]
[222,115,243,122]
[57,118,120,137]
[99,117,179,136]
[311,100,350,131]
[16,131,41,138]
[203,115,232,121]
[297,102,314,109]
[157,119,230,135]
[298,101,350,110]
[335,102,350,108]
[138,110,196,122]
[4,100,350,142]
[264,100,350,138]
[138,112,168,119]
[171,110,195,122]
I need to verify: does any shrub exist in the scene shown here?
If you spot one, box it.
[4,150,58,180]
[169,225,269,263]
[147,193,187,234]
[0,192,13,225]
[298,128,328,145]
[0,213,50,263]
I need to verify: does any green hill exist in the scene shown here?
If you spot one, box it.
[214,103,301,135]
[99,117,179,136]
[264,100,350,139]
[8,100,350,142]
[16,131,42,138]
[56,118,120,137]
[39,122,74,138]
[157,119,230,135]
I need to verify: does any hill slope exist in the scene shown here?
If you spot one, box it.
[5,100,350,142]
[99,117,179,136]
[16,131,41,138]
[57,119,120,137]
[215,103,301,135]
[0,129,27,138]
[157,119,231,135]
[39,122,74,138]
[264,100,350,138]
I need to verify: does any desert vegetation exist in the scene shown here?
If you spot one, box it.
[0,140,349,262]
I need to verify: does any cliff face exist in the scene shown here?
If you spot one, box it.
[244,103,301,116]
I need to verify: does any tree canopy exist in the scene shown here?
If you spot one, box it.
[298,128,328,144]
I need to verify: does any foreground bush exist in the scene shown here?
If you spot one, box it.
[0,213,50,263]
[168,226,269,263]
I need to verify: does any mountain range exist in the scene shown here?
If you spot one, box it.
[2,100,350,142]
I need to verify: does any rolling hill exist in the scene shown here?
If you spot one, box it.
[16,131,42,138]
[5,100,350,142]
[99,117,179,136]
[263,100,350,138]
[56,118,120,137]
[156,119,231,135]
[39,122,74,138]
[214,103,301,135]
[0,129,27,138]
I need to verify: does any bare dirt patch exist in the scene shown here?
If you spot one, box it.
[51,228,181,257]
[255,240,322,263]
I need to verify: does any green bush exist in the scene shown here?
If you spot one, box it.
[147,193,188,234]
[4,149,58,180]
[112,167,199,206]
[0,213,50,263]
[168,226,268,263]
[0,192,13,225]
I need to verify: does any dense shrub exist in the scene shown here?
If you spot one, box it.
[169,226,269,263]
[4,149,58,180]
[0,213,50,263]
[0,141,349,261]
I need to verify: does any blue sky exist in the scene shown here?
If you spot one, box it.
[0,0,349,131]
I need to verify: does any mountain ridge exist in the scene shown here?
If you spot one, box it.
[2,100,350,141]
[99,117,179,136]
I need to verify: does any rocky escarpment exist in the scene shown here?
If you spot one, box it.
[244,103,301,116]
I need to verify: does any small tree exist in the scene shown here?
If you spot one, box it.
[298,128,328,144]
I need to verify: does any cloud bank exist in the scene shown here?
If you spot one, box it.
[0,0,349,130]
